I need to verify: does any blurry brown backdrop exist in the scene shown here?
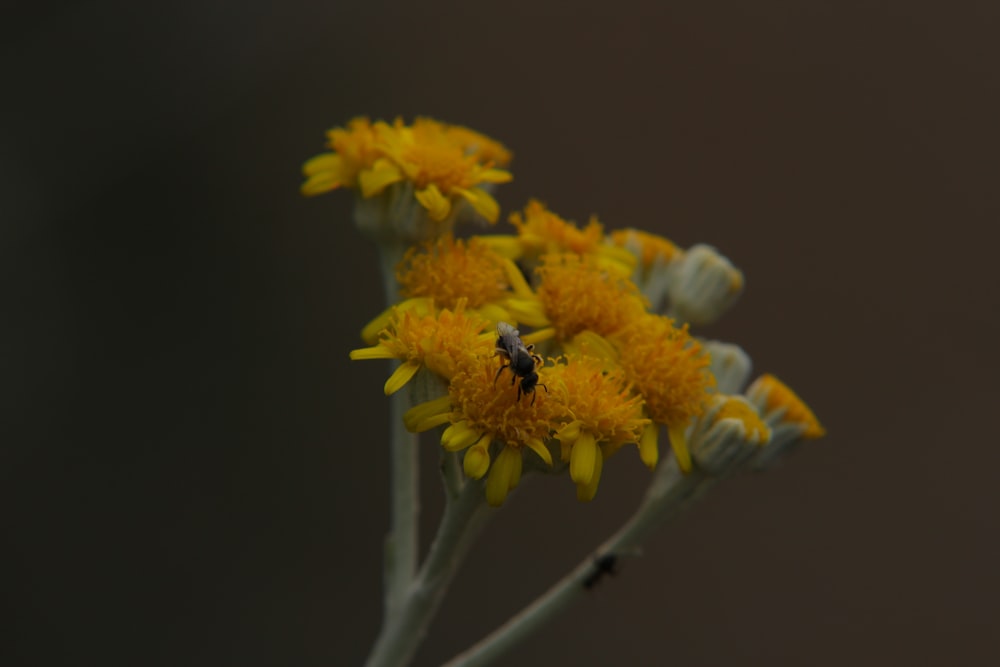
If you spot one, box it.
[5,1,999,665]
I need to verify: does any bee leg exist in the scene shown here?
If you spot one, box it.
[532,353,543,368]
[538,382,548,394]
[494,363,508,387]
[530,390,536,407]
[516,383,523,402]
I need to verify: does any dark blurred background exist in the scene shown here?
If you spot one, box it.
[5,1,999,665]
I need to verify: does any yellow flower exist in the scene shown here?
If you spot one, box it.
[358,234,536,344]
[350,301,492,395]
[611,314,715,472]
[486,201,635,274]
[547,356,648,501]
[514,253,647,342]
[412,352,560,506]
[361,118,512,223]
[609,228,682,274]
[746,374,825,439]
[395,235,529,322]
[301,117,381,196]
[441,122,513,167]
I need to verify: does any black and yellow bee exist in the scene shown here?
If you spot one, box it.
[494,321,547,405]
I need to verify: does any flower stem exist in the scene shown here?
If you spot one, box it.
[377,244,420,624]
[365,476,491,667]
[441,457,715,667]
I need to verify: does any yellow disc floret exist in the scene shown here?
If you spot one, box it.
[444,352,561,506]
[614,314,714,428]
[301,117,380,196]
[349,301,492,394]
[362,119,512,223]
[612,314,715,471]
[509,201,635,273]
[397,235,510,310]
[547,355,649,501]
[535,253,647,341]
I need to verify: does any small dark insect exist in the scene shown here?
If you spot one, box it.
[582,553,618,590]
[494,321,548,405]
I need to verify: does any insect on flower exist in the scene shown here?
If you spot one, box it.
[494,321,548,405]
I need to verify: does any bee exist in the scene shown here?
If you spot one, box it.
[494,321,548,405]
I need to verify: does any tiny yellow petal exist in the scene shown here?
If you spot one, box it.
[498,257,535,299]
[403,396,452,432]
[360,309,395,346]
[507,449,523,490]
[576,445,604,502]
[349,345,396,360]
[504,299,550,328]
[639,422,659,470]
[668,422,693,473]
[485,446,518,506]
[520,327,556,347]
[384,361,421,395]
[477,168,513,184]
[415,412,452,432]
[441,420,481,452]
[569,431,598,485]
[524,438,553,467]
[300,172,341,196]
[302,153,343,176]
[476,235,524,260]
[454,187,500,223]
[414,183,452,221]
[359,161,404,197]
[464,440,491,479]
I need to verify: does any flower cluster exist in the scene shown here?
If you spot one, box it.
[306,117,825,506]
[302,117,512,239]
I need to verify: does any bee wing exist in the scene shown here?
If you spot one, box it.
[496,321,523,363]
[496,321,519,339]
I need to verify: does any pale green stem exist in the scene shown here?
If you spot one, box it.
[442,458,716,667]
[377,244,420,624]
[365,475,491,667]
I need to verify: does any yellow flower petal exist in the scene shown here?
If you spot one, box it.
[569,431,598,485]
[414,183,452,221]
[504,298,550,328]
[403,396,452,432]
[668,422,693,473]
[576,445,604,502]
[384,360,421,395]
[349,345,397,360]
[639,422,659,470]
[359,160,404,197]
[524,437,553,467]
[300,172,341,196]
[476,235,524,260]
[302,153,343,177]
[464,440,491,479]
[442,420,482,452]
[519,327,555,346]
[454,187,501,223]
[499,257,535,299]
[486,445,522,506]
[477,168,513,184]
